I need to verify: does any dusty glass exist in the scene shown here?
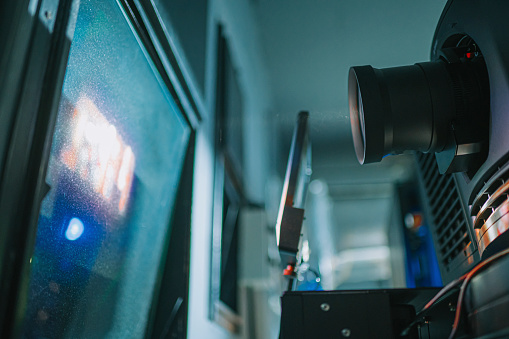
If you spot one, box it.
[22,0,190,337]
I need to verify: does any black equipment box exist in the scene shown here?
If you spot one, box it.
[280,288,458,339]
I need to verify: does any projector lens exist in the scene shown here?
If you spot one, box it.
[349,61,458,164]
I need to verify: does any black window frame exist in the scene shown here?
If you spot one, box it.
[209,25,245,333]
[0,0,201,337]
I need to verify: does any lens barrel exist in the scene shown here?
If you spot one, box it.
[349,61,457,164]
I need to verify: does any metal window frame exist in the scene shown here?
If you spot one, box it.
[0,1,78,336]
[0,0,202,337]
[209,24,245,333]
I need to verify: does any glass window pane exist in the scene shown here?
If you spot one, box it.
[22,0,190,337]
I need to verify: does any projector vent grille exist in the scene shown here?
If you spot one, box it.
[416,153,475,280]
[470,163,509,257]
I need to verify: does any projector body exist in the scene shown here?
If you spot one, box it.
[426,0,509,278]
[349,0,509,281]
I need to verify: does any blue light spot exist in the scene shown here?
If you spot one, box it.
[65,218,84,241]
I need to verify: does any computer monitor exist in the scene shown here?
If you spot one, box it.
[276,111,312,271]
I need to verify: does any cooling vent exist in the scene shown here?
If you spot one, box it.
[471,163,509,257]
[416,153,476,281]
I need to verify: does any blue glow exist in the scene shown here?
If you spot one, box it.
[65,218,85,241]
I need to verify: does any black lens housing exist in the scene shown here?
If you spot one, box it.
[349,55,489,170]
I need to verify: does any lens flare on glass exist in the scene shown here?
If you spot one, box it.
[65,217,85,241]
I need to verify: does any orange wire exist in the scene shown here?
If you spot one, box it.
[448,247,509,339]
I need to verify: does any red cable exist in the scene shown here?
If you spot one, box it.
[448,247,509,339]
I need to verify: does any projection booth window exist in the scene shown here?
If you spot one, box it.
[21,0,190,337]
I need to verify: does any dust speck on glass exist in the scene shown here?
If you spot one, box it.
[22,0,190,337]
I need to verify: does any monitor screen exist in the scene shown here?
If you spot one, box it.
[276,111,312,269]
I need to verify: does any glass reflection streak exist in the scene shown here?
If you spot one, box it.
[61,97,135,214]
[65,217,85,241]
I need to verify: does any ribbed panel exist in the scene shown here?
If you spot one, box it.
[471,167,509,219]
[416,153,470,269]
[470,163,509,256]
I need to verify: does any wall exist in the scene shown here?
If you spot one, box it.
[186,0,273,338]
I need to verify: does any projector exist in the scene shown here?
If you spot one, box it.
[349,0,509,280]
[280,1,509,338]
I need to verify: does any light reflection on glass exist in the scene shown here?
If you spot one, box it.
[117,146,134,212]
[23,0,190,337]
[61,97,135,214]
[65,218,85,241]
